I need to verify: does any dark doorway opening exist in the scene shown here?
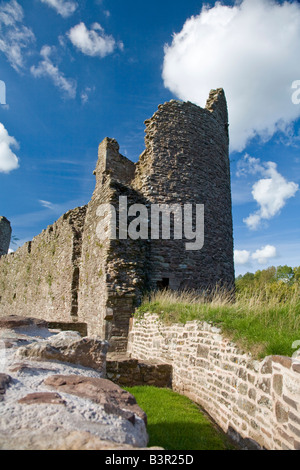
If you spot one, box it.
[157,278,170,290]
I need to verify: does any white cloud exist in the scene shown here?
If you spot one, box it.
[236,154,265,178]
[238,155,299,230]
[0,122,19,173]
[80,86,95,105]
[162,0,300,152]
[68,22,123,58]
[39,200,54,209]
[0,0,22,25]
[0,0,35,71]
[235,244,277,268]
[39,0,77,18]
[234,250,251,266]
[30,45,77,98]
[251,245,277,265]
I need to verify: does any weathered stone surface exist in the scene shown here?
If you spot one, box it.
[289,411,300,426]
[283,394,298,410]
[0,373,12,398]
[0,315,48,330]
[261,357,273,375]
[272,356,292,369]
[0,319,149,450]
[15,331,109,373]
[47,321,87,337]
[106,355,172,388]
[0,428,161,451]
[197,345,209,358]
[292,363,300,374]
[44,374,147,424]
[18,392,66,406]
[9,363,56,374]
[0,216,11,257]
[275,401,289,423]
[273,374,283,396]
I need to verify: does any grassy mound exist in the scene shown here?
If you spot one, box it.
[136,284,300,358]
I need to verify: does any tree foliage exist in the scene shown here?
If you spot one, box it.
[236,265,300,301]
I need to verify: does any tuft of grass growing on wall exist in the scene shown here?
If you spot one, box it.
[125,386,235,450]
[136,284,300,358]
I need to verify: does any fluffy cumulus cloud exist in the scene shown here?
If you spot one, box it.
[162,0,300,152]
[234,249,250,266]
[251,245,277,265]
[30,45,77,98]
[0,122,19,173]
[68,22,123,58]
[234,245,277,266]
[237,155,299,230]
[39,0,78,18]
[0,0,35,71]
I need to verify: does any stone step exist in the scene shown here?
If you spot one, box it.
[106,354,172,388]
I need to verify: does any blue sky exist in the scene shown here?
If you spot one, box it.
[0,0,299,277]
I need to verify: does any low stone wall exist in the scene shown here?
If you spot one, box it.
[127,314,300,450]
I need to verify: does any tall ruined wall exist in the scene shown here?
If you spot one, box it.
[0,217,12,257]
[78,88,235,349]
[77,138,148,351]
[133,89,234,290]
[0,206,86,321]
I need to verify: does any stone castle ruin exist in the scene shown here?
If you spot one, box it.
[0,88,234,352]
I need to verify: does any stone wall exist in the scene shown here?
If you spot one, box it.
[106,355,172,388]
[0,217,12,257]
[0,206,86,322]
[77,138,148,351]
[127,314,300,450]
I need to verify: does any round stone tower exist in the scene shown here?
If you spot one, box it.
[0,217,12,256]
[133,88,235,290]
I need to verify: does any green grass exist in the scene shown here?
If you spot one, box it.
[125,386,234,450]
[136,285,300,358]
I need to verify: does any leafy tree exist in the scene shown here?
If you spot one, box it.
[235,272,255,292]
[276,265,294,283]
[235,266,300,296]
[254,266,276,285]
[293,266,300,283]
